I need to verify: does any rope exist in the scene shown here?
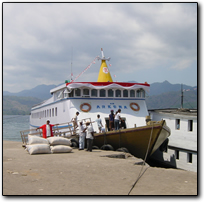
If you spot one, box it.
[128,123,154,195]
[183,97,195,109]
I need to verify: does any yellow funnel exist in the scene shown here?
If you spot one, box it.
[97,48,113,82]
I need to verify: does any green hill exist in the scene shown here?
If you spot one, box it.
[3,89,197,115]
[3,96,43,115]
[146,90,197,109]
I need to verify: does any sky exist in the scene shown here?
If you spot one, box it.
[3,2,198,93]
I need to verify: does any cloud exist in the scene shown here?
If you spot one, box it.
[171,59,194,70]
[3,2,197,92]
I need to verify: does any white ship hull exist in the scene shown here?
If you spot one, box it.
[30,96,149,132]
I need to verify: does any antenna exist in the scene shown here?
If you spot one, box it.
[96,48,111,61]
[101,48,105,58]
[71,47,73,81]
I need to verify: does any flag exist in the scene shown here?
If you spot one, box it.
[73,56,98,82]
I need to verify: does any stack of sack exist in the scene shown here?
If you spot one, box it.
[26,135,72,155]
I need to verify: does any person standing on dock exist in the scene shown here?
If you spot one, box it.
[85,122,94,152]
[95,114,103,133]
[109,110,114,131]
[37,119,57,138]
[78,121,86,150]
[72,112,79,133]
[114,109,123,130]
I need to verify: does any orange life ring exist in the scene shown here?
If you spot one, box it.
[130,103,140,111]
[80,103,91,112]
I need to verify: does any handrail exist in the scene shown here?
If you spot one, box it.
[20,118,93,146]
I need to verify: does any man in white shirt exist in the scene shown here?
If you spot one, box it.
[85,122,94,152]
[114,109,122,130]
[78,122,86,150]
[37,119,57,138]
[95,114,103,133]
[46,123,51,137]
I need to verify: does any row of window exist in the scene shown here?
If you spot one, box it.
[165,148,193,164]
[57,88,145,99]
[31,107,58,119]
[175,150,193,164]
[175,119,194,131]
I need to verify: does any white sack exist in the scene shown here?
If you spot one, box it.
[26,144,51,155]
[47,137,71,146]
[28,135,49,145]
[50,145,72,153]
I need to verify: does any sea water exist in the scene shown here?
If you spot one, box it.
[3,115,30,142]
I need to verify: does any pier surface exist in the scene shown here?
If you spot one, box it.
[3,140,197,195]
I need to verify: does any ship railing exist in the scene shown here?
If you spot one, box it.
[20,118,93,146]
[20,128,43,146]
[31,100,46,108]
[52,117,93,137]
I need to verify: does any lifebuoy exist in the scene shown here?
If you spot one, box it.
[80,103,91,112]
[130,103,140,111]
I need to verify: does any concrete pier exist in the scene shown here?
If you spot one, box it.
[3,141,197,195]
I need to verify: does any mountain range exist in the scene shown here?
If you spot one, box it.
[127,80,197,96]
[3,80,197,115]
[148,80,197,96]
[3,80,197,99]
[3,84,57,100]
[146,90,197,109]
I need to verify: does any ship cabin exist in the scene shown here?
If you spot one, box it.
[31,81,150,132]
[51,82,148,101]
[33,81,149,131]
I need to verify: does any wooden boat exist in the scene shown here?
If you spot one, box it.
[93,120,170,160]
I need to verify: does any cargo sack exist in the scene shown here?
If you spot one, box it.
[26,144,51,155]
[47,137,71,146]
[28,135,49,145]
[50,145,72,153]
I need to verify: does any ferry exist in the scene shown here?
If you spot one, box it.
[28,48,171,161]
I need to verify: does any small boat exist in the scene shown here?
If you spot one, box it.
[23,48,170,161]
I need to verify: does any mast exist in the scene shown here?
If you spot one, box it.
[71,47,73,81]
[181,84,183,108]
[97,48,113,82]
